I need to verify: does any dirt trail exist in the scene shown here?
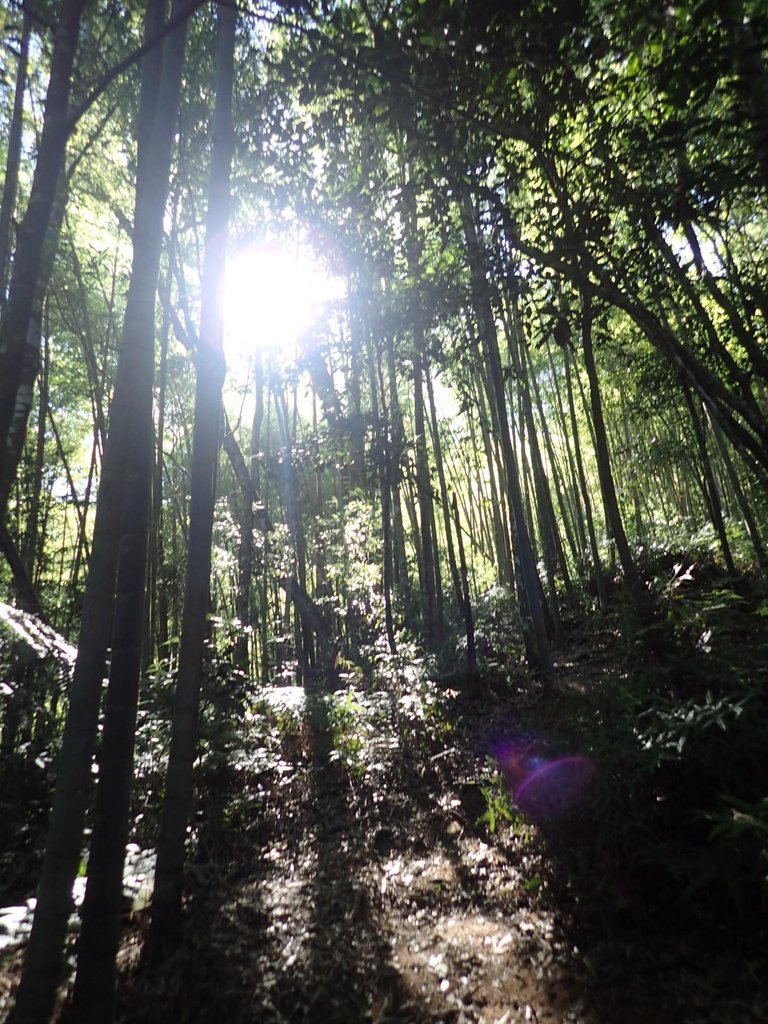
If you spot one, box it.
[1,665,765,1023]
[107,679,764,1024]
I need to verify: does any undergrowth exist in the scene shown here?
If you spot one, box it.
[524,560,768,926]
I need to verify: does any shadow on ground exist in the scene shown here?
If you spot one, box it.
[112,628,768,1024]
[115,687,430,1024]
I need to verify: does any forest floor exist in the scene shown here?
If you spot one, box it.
[2,574,768,1023]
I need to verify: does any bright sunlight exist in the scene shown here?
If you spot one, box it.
[223,241,346,369]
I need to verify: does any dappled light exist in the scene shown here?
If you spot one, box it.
[0,603,76,667]
[1,0,768,1021]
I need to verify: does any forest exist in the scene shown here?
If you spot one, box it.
[0,0,767,1020]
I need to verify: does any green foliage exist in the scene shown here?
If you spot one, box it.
[471,585,524,670]
[637,689,747,759]
[0,630,68,901]
[3,5,768,998]
[326,686,369,776]
[531,570,768,919]
[478,756,523,836]
[696,797,768,910]
[0,751,56,904]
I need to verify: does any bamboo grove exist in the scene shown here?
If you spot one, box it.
[0,0,767,1019]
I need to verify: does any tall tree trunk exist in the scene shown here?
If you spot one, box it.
[471,375,511,583]
[66,223,108,452]
[0,7,31,307]
[346,298,367,490]
[384,327,412,620]
[0,0,88,520]
[544,338,589,559]
[150,2,236,956]
[412,346,442,646]
[401,169,442,648]
[151,267,173,661]
[524,341,580,566]
[274,387,312,680]
[21,328,49,582]
[452,495,477,670]
[577,291,644,604]
[411,348,442,643]
[367,331,397,652]
[705,406,767,569]
[682,387,737,574]
[10,3,188,1020]
[562,342,607,610]
[464,420,493,558]
[425,364,462,617]
[618,385,644,541]
[72,0,194,1010]
[223,422,256,673]
[504,298,571,618]
[459,192,553,682]
[253,355,269,680]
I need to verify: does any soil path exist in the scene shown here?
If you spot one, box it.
[109,679,764,1024]
[1,666,765,1023]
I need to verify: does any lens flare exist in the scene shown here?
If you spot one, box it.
[495,741,595,824]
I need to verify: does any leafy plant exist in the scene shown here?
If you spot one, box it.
[478,756,523,836]
[471,586,525,668]
[326,686,369,775]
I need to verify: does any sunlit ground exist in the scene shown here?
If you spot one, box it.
[223,239,346,376]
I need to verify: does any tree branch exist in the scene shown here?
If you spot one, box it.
[0,521,41,615]
[66,0,210,132]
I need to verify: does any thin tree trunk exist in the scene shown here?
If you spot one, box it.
[0,0,89,520]
[151,267,172,661]
[705,406,767,569]
[10,4,187,1020]
[222,420,257,671]
[459,192,553,682]
[0,7,31,306]
[473,372,513,585]
[384,327,412,619]
[425,364,462,617]
[150,2,236,956]
[452,495,476,671]
[367,331,397,653]
[408,299,441,645]
[506,299,572,607]
[619,385,644,541]
[544,338,589,558]
[562,342,607,609]
[253,355,269,680]
[463,398,494,562]
[578,291,644,604]
[346,303,367,490]
[525,342,579,566]
[22,328,49,580]
[274,388,312,681]
[46,403,90,564]
[682,386,737,574]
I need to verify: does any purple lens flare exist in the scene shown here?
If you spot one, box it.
[495,742,596,823]
[513,756,596,823]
